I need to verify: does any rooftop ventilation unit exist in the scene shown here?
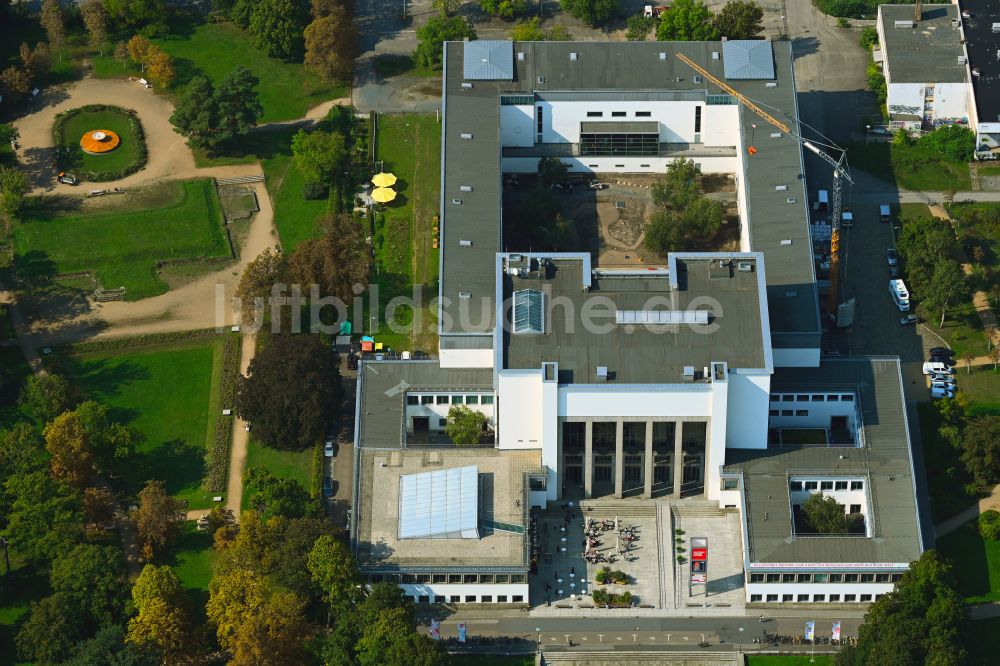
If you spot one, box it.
[537,76,545,84]
[770,132,782,138]
[596,366,609,382]
[786,197,797,204]
[659,52,666,60]
[766,82,778,88]
[711,51,719,60]
[895,20,914,28]
[693,75,703,83]
[459,240,472,247]
[459,291,471,300]
[775,185,788,191]
[994,22,1000,33]
[570,52,578,61]
[682,366,695,382]
[781,239,793,246]
[460,133,473,140]
[517,52,524,61]
[461,82,473,89]
[460,185,472,192]
[452,199,463,205]
[958,56,967,65]
[737,262,753,272]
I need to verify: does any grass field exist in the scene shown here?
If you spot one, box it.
[63,338,224,508]
[374,113,441,351]
[0,347,31,430]
[938,517,1000,603]
[0,565,48,666]
[15,179,230,299]
[955,366,1000,415]
[92,21,347,123]
[847,141,971,191]
[746,657,834,666]
[243,437,314,510]
[59,108,142,179]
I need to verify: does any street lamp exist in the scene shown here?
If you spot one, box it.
[738,626,744,653]
[536,627,541,647]
[866,124,871,144]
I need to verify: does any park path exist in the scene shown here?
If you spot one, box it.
[224,333,256,517]
[935,484,1000,539]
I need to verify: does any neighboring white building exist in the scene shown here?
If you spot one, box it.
[350,40,925,609]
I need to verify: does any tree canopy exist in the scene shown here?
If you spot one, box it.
[248,0,311,60]
[657,0,720,41]
[800,494,848,534]
[304,9,357,81]
[644,158,723,256]
[292,127,347,185]
[286,212,369,304]
[959,415,1000,488]
[560,0,619,26]
[18,372,79,424]
[712,0,765,40]
[170,67,263,151]
[445,405,488,446]
[132,479,185,558]
[414,15,476,69]
[244,465,324,519]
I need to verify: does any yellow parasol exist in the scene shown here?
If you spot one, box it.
[371,187,397,203]
[371,172,397,188]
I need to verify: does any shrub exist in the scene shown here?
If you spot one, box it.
[815,0,873,18]
[979,509,1000,540]
[836,16,850,28]
[310,441,323,498]
[303,181,329,200]
[859,26,878,49]
[208,332,241,492]
[918,125,976,162]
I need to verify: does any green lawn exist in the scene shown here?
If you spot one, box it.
[937,517,1000,603]
[955,365,1000,415]
[258,128,330,252]
[63,338,224,508]
[59,108,142,180]
[15,179,230,300]
[372,54,438,79]
[243,437,314,510]
[847,141,971,191]
[746,658,834,666]
[92,21,347,123]
[0,565,48,666]
[0,347,31,430]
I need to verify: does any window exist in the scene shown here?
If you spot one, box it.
[511,574,525,583]
[449,574,461,583]
[844,594,856,602]
[481,595,492,603]
[417,574,430,583]
[875,594,884,601]
[814,574,828,583]
[580,130,659,157]
[850,504,861,514]
[694,106,702,133]
[781,410,793,417]
[723,478,738,490]
[450,595,461,603]
[766,594,778,602]
[482,395,494,405]
[797,573,811,583]
[421,395,433,405]
[452,395,463,405]
[844,573,859,583]
[821,481,833,490]
[433,574,446,583]
[406,395,419,405]
[829,594,841,602]
[434,595,445,603]
[769,409,779,417]
[891,573,903,582]
[781,395,794,402]
[796,410,809,417]
[842,394,854,401]
[465,595,476,603]
[496,574,509,583]
[828,394,840,401]
[835,481,848,490]
[797,594,809,602]
[464,574,477,583]
[466,395,479,405]
[876,573,890,583]
[790,481,803,491]
[512,595,524,603]
[860,594,872,602]
[782,573,795,583]
[782,594,793,602]
[751,594,762,602]
[797,395,809,402]
[750,573,765,583]
[480,574,493,583]
[438,418,447,427]
[766,573,780,583]
[498,595,508,602]
[436,395,449,405]
[586,111,603,117]
[830,573,843,583]
[536,107,543,136]
[813,594,826,602]
[611,111,626,117]
[804,481,818,490]
[860,574,875,583]
[851,481,864,491]
[635,111,652,117]
[811,394,825,401]
[418,595,430,603]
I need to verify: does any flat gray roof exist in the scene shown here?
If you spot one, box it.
[503,255,769,383]
[357,361,493,449]
[441,40,819,343]
[879,5,966,84]
[724,357,924,565]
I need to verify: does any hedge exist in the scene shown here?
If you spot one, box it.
[310,442,323,499]
[208,332,242,493]
[52,104,148,183]
[61,328,222,354]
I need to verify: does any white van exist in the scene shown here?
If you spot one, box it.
[889,279,910,311]
[923,361,954,376]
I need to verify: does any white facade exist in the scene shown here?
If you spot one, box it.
[400,583,529,604]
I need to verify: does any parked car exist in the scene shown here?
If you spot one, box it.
[879,204,891,223]
[886,249,898,266]
[900,314,921,326]
[931,378,956,390]
[929,353,956,366]
[929,347,955,358]
[931,386,956,399]
[889,266,900,278]
[323,476,334,498]
[923,361,954,375]
[324,441,335,458]
[57,172,78,185]
[931,375,956,387]
[347,353,358,371]
[589,180,607,190]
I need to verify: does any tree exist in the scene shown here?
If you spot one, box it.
[81,0,109,55]
[304,11,357,81]
[991,345,1000,371]
[973,245,985,267]
[712,0,764,40]
[214,66,264,145]
[236,334,340,450]
[18,372,78,423]
[923,260,966,327]
[480,0,526,19]
[919,125,976,163]
[0,165,27,219]
[64,624,160,666]
[625,14,655,41]
[838,551,966,666]
[15,593,82,663]
[170,76,218,147]
[801,493,848,533]
[537,156,568,188]
[560,0,619,26]
[292,128,346,185]
[244,465,324,519]
[286,212,369,303]
[0,422,46,483]
[231,590,315,665]
[311,0,352,18]
[414,15,476,70]
[249,0,309,60]
[50,543,127,627]
[145,48,176,89]
[510,17,573,40]
[308,534,361,622]
[960,415,1000,487]
[0,67,31,105]
[235,248,287,326]
[127,564,193,661]
[44,410,98,487]
[897,217,956,296]
[114,41,129,69]
[356,606,447,666]
[82,486,116,526]
[444,404,488,446]
[132,480,185,558]
[431,0,460,14]
[207,568,269,652]
[103,0,167,29]
[1,471,84,566]
[127,34,154,73]
[230,0,257,26]
[657,0,719,41]
[979,510,1000,540]
[644,158,723,255]
[40,0,66,54]
[652,156,702,211]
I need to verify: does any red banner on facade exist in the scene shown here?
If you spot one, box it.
[692,548,708,561]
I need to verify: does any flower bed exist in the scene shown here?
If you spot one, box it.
[53,104,147,182]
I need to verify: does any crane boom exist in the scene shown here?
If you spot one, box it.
[675,52,791,134]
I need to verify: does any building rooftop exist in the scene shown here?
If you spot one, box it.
[354,447,541,571]
[724,357,924,565]
[722,40,776,80]
[440,40,819,345]
[879,5,966,84]
[356,361,493,449]
[960,0,1000,124]
[398,465,480,539]
[501,253,770,383]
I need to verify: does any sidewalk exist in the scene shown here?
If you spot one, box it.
[224,333,256,518]
[934,484,1000,539]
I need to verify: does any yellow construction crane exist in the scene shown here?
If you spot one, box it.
[675,52,853,323]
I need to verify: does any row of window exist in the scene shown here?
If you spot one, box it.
[771,393,855,403]
[368,573,526,584]
[770,409,810,417]
[405,394,494,406]
[411,594,524,604]
[751,593,883,603]
[585,111,653,118]
[749,572,900,584]
[791,480,864,492]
